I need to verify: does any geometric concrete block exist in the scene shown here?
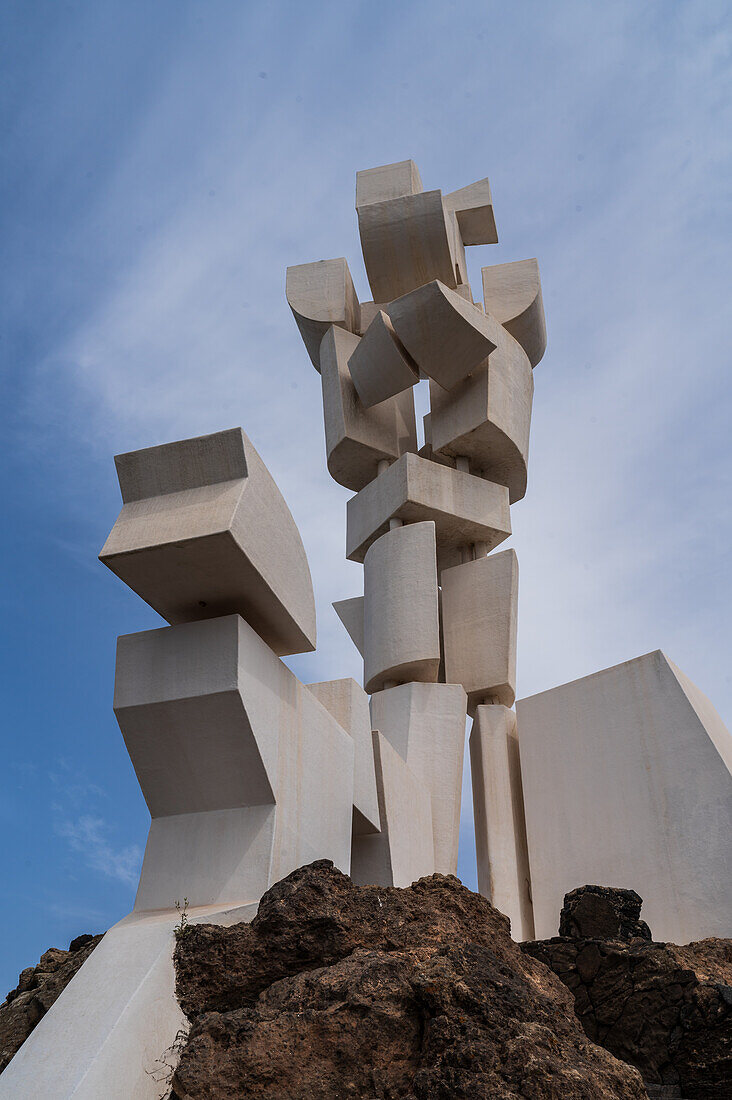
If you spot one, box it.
[443,177,498,246]
[441,549,518,714]
[99,428,317,656]
[319,325,418,491]
[347,309,419,408]
[516,651,732,943]
[363,521,441,694]
[350,731,434,888]
[429,330,533,503]
[346,451,511,573]
[113,614,355,911]
[286,257,360,371]
[355,159,423,208]
[307,677,380,835]
[332,595,365,656]
[370,681,467,875]
[357,190,458,303]
[470,704,534,940]
[482,258,546,368]
[388,280,501,391]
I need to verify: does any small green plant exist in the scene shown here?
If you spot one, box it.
[174,897,190,939]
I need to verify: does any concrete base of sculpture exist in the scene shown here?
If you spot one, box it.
[517,651,732,942]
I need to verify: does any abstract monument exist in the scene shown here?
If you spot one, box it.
[2,159,730,1099]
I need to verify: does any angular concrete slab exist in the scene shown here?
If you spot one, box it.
[350,731,434,888]
[333,595,365,656]
[356,159,423,207]
[443,177,498,245]
[363,521,441,694]
[429,330,533,503]
[388,280,501,391]
[441,549,518,713]
[307,677,380,835]
[346,451,511,573]
[114,614,354,911]
[470,705,534,940]
[319,325,418,491]
[347,309,419,407]
[286,257,360,371]
[517,651,732,943]
[370,682,467,876]
[100,428,317,656]
[482,258,546,368]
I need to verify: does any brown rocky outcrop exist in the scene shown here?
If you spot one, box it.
[522,887,732,1099]
[0,932,103,1072]
[171,860,646,1099]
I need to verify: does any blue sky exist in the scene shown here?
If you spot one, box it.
[1,0,730,993]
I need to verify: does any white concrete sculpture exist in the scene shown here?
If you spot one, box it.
[516,651,732,943]
[286,257,360,370]
[481,258,547,368]
[347,308,419,407]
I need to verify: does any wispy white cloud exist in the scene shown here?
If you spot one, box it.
[56,815,142,888]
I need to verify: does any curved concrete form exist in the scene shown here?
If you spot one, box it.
[482,258,547,368]
[363,521,440,694]
[319,325,417,491]
[100,428,317,656]
[346,451,511,573]
[347,308,419,407]
[429,330,533,503]
[286,257,360,371]
[441,549,518,713]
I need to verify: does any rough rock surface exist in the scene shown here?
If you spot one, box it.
[171,860,646,1099]
[523,887,732,1100]
[0,932,103,1072]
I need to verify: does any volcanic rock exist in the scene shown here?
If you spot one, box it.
[171,860,646,1099]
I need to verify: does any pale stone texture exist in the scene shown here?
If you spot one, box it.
[470,705,534,940]
[114,614,354,912]
[363,522,440,694]
[355,159,423,207]
[429,329,533,503]
[350,731,434,888]
[347,309,419,407]
[517,650,732,942]
[441,549,518,713]
[370,682,467,876]
[388,280,502,391]
[286,257,360,371]
[307,677,380,835]
[100,428,316,657]
[443,178,498,245]
[346,451,510,573]
[319,325,417,491]
[332,595,364,656]
[481,258,546,368]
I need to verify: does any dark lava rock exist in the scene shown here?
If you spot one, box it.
[559,885,651,942]
[0,932,103,1072]
[523,886,732,1099]
[171,860,646,1099]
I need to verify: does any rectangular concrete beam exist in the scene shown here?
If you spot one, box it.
[356,160,423,207]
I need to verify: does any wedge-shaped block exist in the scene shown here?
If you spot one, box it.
[429,329,533,503]
[470,705,534,940]
[441,549,518,714]
[370,682,467,875]
[286,257,360,371]
[114,614,354,911]
[363,522,440,694]
[357,189,457,302]
[482,258,546,368]
[388,280,501,391]
[517,651,732,943]
[350,731,434,888]
[307,677,380,835]
[443,178,498,245]
[333,595,364,656]
[320,325,417,491]
[347,309,419,407]
[100,429,316,655]
[347,452,511,574]
[356,159,423,207]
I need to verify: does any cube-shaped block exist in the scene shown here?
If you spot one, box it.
[356,160,423,208]
[347,309,419,408]
[319,325,417,491]
[286,257,360,371]
[100,428,317,656]
[346,452,511,573]
[443,178,498,246]
[482,258,546,368]
[363,521,440,694]
[441,549,518,713]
